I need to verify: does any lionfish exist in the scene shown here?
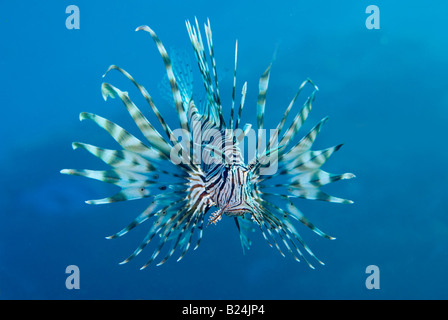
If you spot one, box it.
[61,19,354,269]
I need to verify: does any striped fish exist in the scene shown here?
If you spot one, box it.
[61,18,354,269]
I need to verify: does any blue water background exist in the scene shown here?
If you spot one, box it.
[1,0,447,299]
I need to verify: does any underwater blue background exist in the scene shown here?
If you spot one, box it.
[1,0,447,299]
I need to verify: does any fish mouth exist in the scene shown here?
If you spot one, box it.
[224,206,253,216]
[208,204,253,226]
